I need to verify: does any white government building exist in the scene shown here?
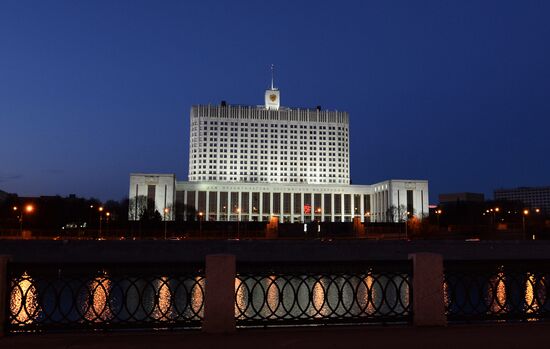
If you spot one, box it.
[129,72,428,223]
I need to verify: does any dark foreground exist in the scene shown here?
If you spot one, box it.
[2,323,549,349]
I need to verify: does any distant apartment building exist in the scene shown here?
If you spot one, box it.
[439,192,485,204]
[494,186,550,213]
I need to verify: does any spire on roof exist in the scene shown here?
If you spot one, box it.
[270,64,275,90]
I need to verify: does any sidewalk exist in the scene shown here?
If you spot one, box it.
[2,323,549,349]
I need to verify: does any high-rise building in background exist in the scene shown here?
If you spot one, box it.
[494,186,550,214]
[129,69,429,223]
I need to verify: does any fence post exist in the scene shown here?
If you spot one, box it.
[203,254,236,333]
[0,255,10,337]
[408,253,446,326]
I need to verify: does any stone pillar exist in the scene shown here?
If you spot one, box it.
[360,194,364,223]
[0,255,11,336]
[205,191,210,222]
[340,194,345,222]
[351,193,355,221]
[408,253,446,326]
[280,192,285,222]
[289,193,294,223]
[203,254,236,333]
[269,192,273,217]
[321,193,325,222]
[238,191,242,221]
[259,192,264,221]
[183,190,187,221]
[194,190,199,216]
[248,192,252,218]
[227,191,231,220]
[311,192,315,222]
[300,193,304,223]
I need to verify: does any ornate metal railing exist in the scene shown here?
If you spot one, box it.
[445,260,550,322]
[235,261,412,326]
[7,263,205,332]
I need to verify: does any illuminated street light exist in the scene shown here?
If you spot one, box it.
[236,208,241,239]
[436,209,442,227]
[98,207,104,239]
[198,211,203,238]
[163,207,169,240]
[521,209,529,240]
[405,211,410,240]
[18,204,35,236]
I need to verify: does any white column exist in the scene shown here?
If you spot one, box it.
[349,193,359,221]
[228,191,233,220]
[259,192,264,221]
[194,190,199,219]
[290,193,294,222]
[310,192,315,222]
[280,192,284,222]
[330,193,335,222]
[205,191,210,222]
[183,190,188,221]
[238,190,242,221]
[360,194,364,223]
[321,193,325,222]
[340,193,345,222]
[300,193,304,223]
[248,191,252,218]
[269,192,273,217]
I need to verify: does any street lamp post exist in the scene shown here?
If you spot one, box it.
[13,206,20,235]
[163,208,169,240]
[405,211,410,240]
[15,204,34,237]
[236,208,241,239]
[98,207,104,239]
[105,212,110,238]
[198,212,203,239]
[436,209,442,228]
[522,209,529,240]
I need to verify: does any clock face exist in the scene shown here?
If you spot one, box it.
[269,94,277,102]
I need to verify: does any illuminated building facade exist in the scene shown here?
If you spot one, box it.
[129,71,429,223]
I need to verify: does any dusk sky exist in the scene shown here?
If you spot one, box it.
[1,0,549,203]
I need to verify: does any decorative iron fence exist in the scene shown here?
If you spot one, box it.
[444,260,550,322]
[235,261,412,326]
[7,263,205,332]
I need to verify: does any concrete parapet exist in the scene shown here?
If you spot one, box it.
[0,255,11,337]
[203,254,236,333]
[408,252,447,326]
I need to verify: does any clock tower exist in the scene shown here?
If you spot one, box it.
[265,64,280,110]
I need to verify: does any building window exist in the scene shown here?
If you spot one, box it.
[334,194,342,214]
[324,194,332,215]
[407,190,414,215]
[284,193,291,214]
[273,193,281,214]
[293,193,302,214]
[209,192,217,215]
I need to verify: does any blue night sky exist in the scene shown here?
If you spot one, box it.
[1,0,549,203]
